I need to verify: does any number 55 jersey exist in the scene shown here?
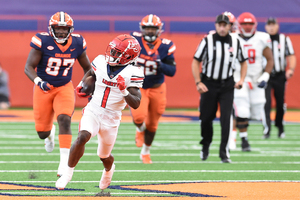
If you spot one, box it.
[30,32,87,87]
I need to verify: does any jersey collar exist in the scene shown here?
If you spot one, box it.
[55,36,72,53]
[141,37,161,55]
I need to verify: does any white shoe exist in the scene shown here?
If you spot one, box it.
[229,138,236,150]
[45,125,55,153]
[57,164,66,177]
[56,173,72,190]
[99,163,115,190]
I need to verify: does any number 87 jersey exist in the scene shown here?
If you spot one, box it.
[30,32,87,87]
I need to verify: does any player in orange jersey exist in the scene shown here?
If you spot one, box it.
[130,14,176,164]
[24,11,91,177]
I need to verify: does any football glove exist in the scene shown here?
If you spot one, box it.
[257,72,270,89]
[34,77,53,92]
[75,81,91,98]
[116,75,129,96]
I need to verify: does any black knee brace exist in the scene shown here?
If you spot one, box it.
[236,117,249,129]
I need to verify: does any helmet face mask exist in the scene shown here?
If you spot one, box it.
[48,11,74,44]
[140,14,163,43]
[237,12,257,37]
[105,34,141,66]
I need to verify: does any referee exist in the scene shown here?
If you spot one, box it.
[263,17,296,139]
[191,14,248,163]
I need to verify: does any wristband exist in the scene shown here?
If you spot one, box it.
[34,77,42,85]
[77,81,83,87]
[121,89,129,96]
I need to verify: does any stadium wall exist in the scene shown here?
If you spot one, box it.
[1,31,299,108]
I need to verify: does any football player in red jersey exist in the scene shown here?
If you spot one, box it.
[130,14,176,164]
[24,11,91,177]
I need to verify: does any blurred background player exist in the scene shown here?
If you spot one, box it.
[0,63,10,109]
[24,11,91,176]
[262,17,296,139]
[56,34,143,190]
[130,14,176,164]
[232,12,274,151]
[223,11,237,33]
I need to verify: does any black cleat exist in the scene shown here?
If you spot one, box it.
[241,137,251,152]
[200,145,209,160]
[278,127,285,138]
[221,158,232,163]
[263,133,270,139]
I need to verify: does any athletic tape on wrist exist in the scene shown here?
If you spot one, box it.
[34,77,42,85]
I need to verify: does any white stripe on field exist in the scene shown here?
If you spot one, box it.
[1,140,300,145]
[0,161,299,164]
[0,153,300,157]
[1,170,300,173]
[1,146,300,151]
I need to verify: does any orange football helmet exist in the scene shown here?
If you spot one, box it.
[105,34,141,66]
[223,11,237,32]
[48,11,74,44]
[223,11,236,24]
[139,14,164,42]
[237,12,257,37]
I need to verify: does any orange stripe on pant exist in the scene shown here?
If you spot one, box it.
[130,83,167,132]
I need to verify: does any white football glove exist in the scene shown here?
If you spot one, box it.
[257,72,270,88]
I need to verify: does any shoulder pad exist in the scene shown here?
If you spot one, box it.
[71,33,82,38]
[39,32,50,36]
[160,38,173,45]
[132,32,143,37]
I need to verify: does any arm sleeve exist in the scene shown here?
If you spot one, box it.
[237,39,248,63]
[193,38,207,62]
[158,59,176,77]
[128,66,144,88]
[264,33,272,49]
[285,36,295,56]
[30,33,42,50]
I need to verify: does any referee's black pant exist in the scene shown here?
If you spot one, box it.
[199,75,234,160]
[264,72,286,135]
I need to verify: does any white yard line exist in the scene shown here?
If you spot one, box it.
[1,170,300,173]
[0,161,300,164]
[0,153,300,156]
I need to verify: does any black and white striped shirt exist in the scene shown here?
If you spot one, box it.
[269,33,294,73]
[194,33,247,80]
